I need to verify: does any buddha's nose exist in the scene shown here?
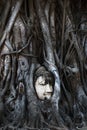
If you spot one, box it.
[45,84,53,92]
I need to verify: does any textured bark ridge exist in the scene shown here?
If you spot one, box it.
[0,0,87,130]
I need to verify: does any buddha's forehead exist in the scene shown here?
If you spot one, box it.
[36,76,45,83]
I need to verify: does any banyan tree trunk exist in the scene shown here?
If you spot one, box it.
[35,0,64,127]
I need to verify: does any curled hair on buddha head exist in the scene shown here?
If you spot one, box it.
[34,66,54,86]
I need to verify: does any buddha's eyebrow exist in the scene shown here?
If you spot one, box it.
[39,80,45,84]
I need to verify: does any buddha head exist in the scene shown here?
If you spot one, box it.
[34,66,54,100]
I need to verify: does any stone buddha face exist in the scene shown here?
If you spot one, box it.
[34,67,54,100]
